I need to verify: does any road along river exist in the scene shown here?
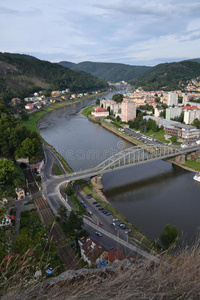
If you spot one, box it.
[39,92,200,245]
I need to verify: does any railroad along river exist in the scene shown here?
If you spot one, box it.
[39,92,200,244]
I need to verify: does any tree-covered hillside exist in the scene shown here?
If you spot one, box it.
[133,60,200,90]
[59,61,151,83]
[188,58,200,64]
[0,53,108,103]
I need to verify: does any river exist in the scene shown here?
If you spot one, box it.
[39,91,200,244]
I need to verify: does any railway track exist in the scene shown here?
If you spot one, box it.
[34,195,80,268]
[58,245,82,270]
[23,167,39,194]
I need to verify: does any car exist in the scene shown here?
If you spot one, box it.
[120,225,126,229]
[83,204,87,208]
[86,194,92,198]
[93,201,97,204]
[88,211,92,215]
[99,222,103,226]
[95,231,102,237]
[96,204,101,207]
[81,201,84,204]
[112,218,118,222]
[99,207,104,211]
[103,211,108,214]
[117,222,124,226]
[111,222,115,226]
[125,229,131,234]
[106,212,111,216]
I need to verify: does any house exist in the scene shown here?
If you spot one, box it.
[78,238,107,267]
[91,106,109,118]
[15,187,25,200]
[25,103,34,110]
[10,97,21,106]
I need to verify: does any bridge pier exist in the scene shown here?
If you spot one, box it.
[91,175,103,189]
[173,154,186,164]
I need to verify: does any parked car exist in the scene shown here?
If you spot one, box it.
[95,231,102,237]
[96,204,101,207]
[83,204,87,208]
[86,194,92,198]
[81,201,84,204]
[99,222,103,226]
[88,211,92,215]
[112,218,118,222]
[125,229,131,234]
[93,201,97,204]
[106,212,111,216]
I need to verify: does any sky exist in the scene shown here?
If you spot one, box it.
[1,0,200,66]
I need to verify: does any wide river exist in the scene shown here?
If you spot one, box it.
[39,92,200,244]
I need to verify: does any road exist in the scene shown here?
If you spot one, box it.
[41,144,160,263]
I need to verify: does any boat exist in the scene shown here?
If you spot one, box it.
[193,173,200,182]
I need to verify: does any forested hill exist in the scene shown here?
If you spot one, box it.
[189,58,200,64]
[59,61,151,83]
[132,60,200,90]
[0,53,108,104]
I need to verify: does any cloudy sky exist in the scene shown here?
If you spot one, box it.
[1,0,200,66]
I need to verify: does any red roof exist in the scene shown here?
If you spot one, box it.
[108,248,126,262]
[182,106,200,111]
[93,107,108,113]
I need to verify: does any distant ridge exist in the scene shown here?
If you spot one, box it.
[59,61,151,83]
[133,60,200,90]
[59,59,200,90]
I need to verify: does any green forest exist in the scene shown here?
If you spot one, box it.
[132,60,200,90]
[0,52,108,104]
[59,60,151,83]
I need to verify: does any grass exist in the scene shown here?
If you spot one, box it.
[82,105,95,117]
[4,237,200,300]
[146,129,170,143]
[183,159,200,172]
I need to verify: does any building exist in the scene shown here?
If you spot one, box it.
[15,187,25,200]
[167,92,178,106]
[144,115,200,141]
[78,238,107,267]
[91,106,109,118]
[25,103,34,110]
[100,99,121,115]
[154,107,164,117]
[182,106,200,124]
[166,107,182,120]
[165,123,200,141]
[121,100,136,122]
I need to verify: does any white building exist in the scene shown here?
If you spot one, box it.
[91,106,109,118]
[167,92,178,106]
[184,108,200,124]
[166,107,182,120]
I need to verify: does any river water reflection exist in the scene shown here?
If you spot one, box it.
[39,93,200,244]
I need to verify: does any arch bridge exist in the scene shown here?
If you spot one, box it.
[59,144,200,181]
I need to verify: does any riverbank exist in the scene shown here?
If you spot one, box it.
[84,110,200,173]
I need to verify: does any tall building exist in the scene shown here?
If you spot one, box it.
[121,100,136,122]
[165,107,182,120]
[167,92,178,106]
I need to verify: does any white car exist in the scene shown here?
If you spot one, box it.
[112,218,118,222]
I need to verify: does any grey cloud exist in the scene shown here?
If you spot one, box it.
[93,1,200,19]
[0,6,42,16]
